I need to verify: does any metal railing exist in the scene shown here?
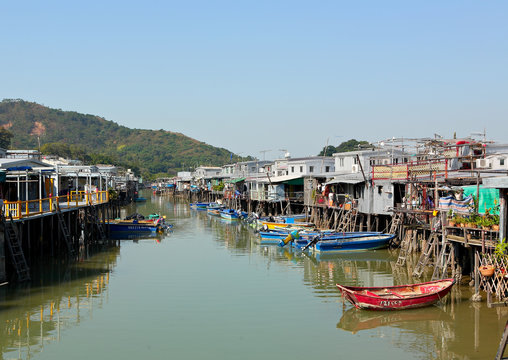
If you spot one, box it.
[2,190,109,220]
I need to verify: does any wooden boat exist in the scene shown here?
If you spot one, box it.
[336,278,455,310]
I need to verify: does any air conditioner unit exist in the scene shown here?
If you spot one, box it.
[352,164,359,173]
[476,159,492,169]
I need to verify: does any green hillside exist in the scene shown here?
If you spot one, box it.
[0,99,247,179]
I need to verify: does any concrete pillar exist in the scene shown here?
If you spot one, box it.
[500,189,507,242]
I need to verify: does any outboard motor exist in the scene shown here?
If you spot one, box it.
[278,230,300,247]
[302,235,321,251]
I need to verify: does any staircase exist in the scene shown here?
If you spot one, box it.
[56,205,76,258]
[4,215,30,282]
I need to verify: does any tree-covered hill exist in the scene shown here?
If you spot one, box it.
[318,139,373,156]
[0,99,247,179]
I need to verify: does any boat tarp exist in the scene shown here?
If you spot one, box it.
[462,186,499,215]
[438,195,474,214]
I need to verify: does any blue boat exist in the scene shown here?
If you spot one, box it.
[311,234,395,252]
[207,203,224,216]
[107,220,163,233]
[190,202,210,210]
[220,209,240,220]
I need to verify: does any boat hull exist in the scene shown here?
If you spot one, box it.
[336,278,455,310]
[314,234,395,252]
[220,209,240,220]
[107,222,161,233]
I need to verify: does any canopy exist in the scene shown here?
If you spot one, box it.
[228,177,246,183]
[325,177,364,185]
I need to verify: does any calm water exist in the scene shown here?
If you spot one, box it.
[1,193,507,360]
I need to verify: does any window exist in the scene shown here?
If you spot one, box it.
[340,158,344,167]
[309,166,314,173]
[251,167,256,172]
[325,166,330,172]
[291,166,294,173]
[370,160,375,166]
[353,157,358,165]
[501,158,505,166]
[300,166,303,172]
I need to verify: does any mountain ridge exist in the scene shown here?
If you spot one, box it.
[0,99,247,178]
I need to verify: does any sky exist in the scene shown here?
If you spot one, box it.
[1,1,507,160]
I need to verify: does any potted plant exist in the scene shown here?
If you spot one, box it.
[480,217,491,231]
[467,215,478,229]
[492,214,500,232]
[495,238,507,263]
[447,209,454,226]
[454,216,466,228]
[479,264,495,277]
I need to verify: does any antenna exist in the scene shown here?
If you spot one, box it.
[259,149,271,161]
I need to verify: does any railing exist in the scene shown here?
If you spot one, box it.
[2,190,109,220]
[372,159,448,181]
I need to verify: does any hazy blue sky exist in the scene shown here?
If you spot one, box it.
[1,1,507,159]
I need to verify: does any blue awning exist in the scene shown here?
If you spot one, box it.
[7,166,33,171]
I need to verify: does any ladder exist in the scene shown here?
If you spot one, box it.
[89,203,107,241]
[413,233,439,278]
[396,229,412,266]
[389,212,403,235]
[56,205,76,258]
[337,209,354,232]
[431,239,453,280]
[4,215,30,282]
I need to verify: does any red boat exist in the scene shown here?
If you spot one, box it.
[336,278,455,310]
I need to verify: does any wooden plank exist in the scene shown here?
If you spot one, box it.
[495,320,508,360]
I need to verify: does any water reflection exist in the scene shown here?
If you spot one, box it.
[0,247,119,360]
[4,195,506,360]
[337,306,453,334]
[197,207,508,359]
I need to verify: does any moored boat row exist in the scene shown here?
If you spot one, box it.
[189,203,455,311]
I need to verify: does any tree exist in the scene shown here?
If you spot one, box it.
[318,139,372,156]
[0,128,13,149]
